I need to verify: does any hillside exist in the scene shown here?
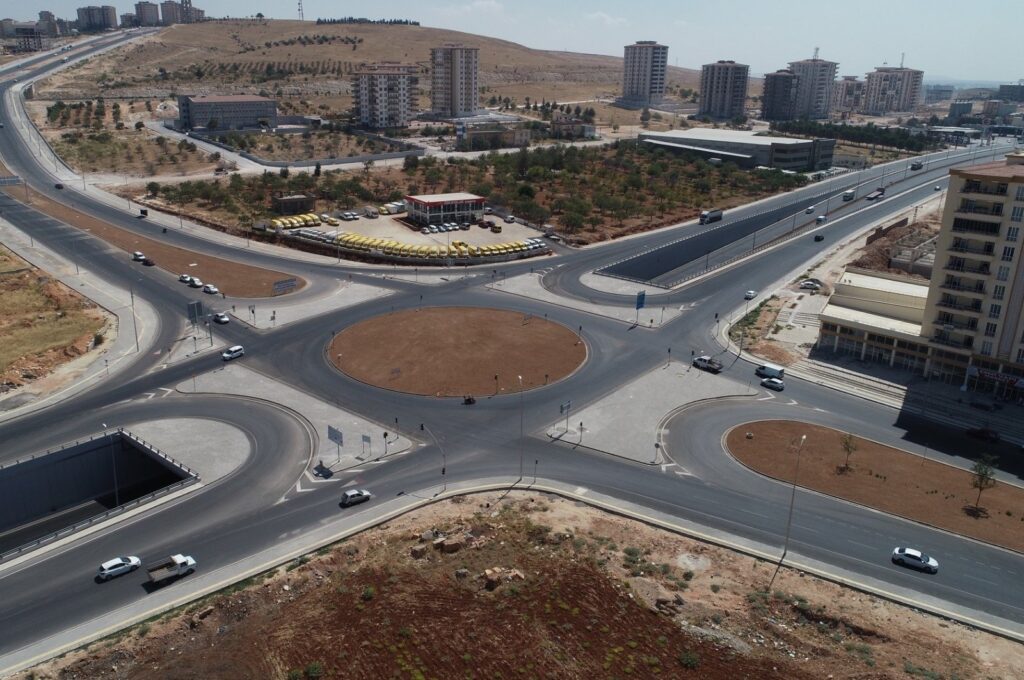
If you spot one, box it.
[37,19,710,105]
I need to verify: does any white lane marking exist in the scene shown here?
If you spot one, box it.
[661,463,677,472]
[757,394,775,401]
[343,480,358,487]
[574,486,589,496]
[787,399,799,406]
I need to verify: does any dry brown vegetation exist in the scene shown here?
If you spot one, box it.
[0,245,106,391]
[21,493,1021,680]
[728,420,1024,553]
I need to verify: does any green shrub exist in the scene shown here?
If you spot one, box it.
[678,650,700,669]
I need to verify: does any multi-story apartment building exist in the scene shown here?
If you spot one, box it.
[998,83,1024,103]
[160,0,182,25]
[621,40,668,107]
[135,2,160,26]
[76,5,118,31]
[699,60,748,120]
[831,75,865,114]
[760,69,798,121]
[37,11,59,36]
[947,100,974,122]
[921,152,1024,390]
[863,66,924,115]
[119,12,137,27]
[430,44,479,118]
[788,57,838,119]
[353,64,419,129]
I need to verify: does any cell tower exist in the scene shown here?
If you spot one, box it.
[298,0,304,21]
[812,46,819,60]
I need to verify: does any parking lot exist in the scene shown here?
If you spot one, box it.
[317,212,546,248]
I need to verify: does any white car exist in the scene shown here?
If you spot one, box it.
[213,312,230,324]
[744,290,757,300]
[799,280,822,290]
[340,489,372,507]
[760,377,785,391]
[97,556,141,581]
[805,206,815,213]
[934,185,941,191]
[202,284,219,295]
[178,274,193,283]
[189,278,204,288]
[222,344,244,361]
[504,215,516,223]
[131,251,145,261]
[892,547,939,574]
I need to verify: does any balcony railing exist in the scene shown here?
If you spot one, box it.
[932,333,974,349]
[949,243,995,256]
[944,262,990,275]
[936,298,982,313]
[962,182,1008,196]
[957,204,1004,217]
[935,316,978,331]
[952,217,1001,236]
[940,280,986,294]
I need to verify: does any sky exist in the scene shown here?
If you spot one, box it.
[20,0,1024,83]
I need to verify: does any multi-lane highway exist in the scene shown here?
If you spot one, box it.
[1,31,1021,671]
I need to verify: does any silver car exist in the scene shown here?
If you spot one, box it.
[97,556,141,581]
[892,547,939,574]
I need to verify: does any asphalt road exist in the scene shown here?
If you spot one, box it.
[1,30,1022,667]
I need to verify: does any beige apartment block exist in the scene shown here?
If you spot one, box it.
[431,44,479,118]
[788,57,838,119]
[864,66,924,115]
[699,60,749,120]
[622,40,668,107]
[353,64,419,129]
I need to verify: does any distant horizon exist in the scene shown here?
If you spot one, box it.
[12,0,1024,83]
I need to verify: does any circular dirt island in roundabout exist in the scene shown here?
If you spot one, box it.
[328,307,587,397]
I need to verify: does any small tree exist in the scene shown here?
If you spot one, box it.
[840,433,857,472]
[146,181,160,197]
[971,454,997,509]
[134,120,145,131]
[313,162,322,177]
[640,107,651,128]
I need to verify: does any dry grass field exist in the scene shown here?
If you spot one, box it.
[34,20,718,125]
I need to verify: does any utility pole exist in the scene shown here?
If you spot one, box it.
[770,434,806,590]
[130,289,139,352]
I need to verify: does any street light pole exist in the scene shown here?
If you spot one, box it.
[771,434,806,590]
[517,374,525,482]
[422,423,447,495]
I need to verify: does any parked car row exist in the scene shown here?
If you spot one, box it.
[420,222,471,234]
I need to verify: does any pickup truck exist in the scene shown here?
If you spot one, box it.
[692,355,724,373]
[146,554,196,584]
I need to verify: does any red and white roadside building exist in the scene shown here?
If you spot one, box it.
[404,192,485,226]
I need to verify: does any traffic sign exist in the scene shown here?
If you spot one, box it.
[327,425,343,446]
[272,278,298,295]
[635,291,646,310]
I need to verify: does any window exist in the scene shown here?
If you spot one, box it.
[989,304,1002,319]
[985,322,998,337]
[1017,185,1024,202]
[1013,206,1024,223]
[1009,226,1021,242]
[1017,348,1024,364]
[1002,246,1016,262]
[993,284,1005,301]
[980,340,993,356]
[997,265,1011,281]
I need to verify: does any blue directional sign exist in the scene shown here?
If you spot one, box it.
[636,291,646,310]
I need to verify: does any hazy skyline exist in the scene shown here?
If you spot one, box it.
[17,0,1024,83]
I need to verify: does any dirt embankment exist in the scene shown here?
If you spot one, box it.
[22,493,1022,680]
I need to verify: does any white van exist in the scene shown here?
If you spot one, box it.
[755,362,785,379]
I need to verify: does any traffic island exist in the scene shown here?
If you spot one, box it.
[328,307,586,397]
[726,420,1024,554]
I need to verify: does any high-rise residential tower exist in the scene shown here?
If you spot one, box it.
[430,45,480,118]
[788,56,838,119]
[699,60,749,119]
[622,41,668,107]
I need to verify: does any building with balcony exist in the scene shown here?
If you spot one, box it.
[863,66,924,115]
[621,40,668,107]
[699,60,748,120]
[135,1,160,26]
[817,152,1024,397]
[831,75,865,116]
[353,64,419,129]
[160,0,182,24]
[76,5,118,31]
[788,56,838,119]
[404,192,485,226]
[430,44,479,119]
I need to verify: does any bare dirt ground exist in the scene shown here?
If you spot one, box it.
[329,307,586,397]
[0,245,108,391]
[22,492,1022,680]
[224,129,402,162]
[0,181,304,299]
[727,420,1024,553]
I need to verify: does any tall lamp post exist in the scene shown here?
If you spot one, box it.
[421,423,447,495]
[517,375,525,482]
[771,434,806,590]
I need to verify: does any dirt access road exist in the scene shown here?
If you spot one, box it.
[22,492,1021,679]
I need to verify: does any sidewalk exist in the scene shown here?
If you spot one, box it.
[0,215,163,422]
[546,358,756,465]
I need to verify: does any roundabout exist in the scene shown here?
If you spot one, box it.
[328,306,587,397]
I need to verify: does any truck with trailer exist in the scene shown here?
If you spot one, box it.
[692,355,724,373]
[146,554,196,585]
[865,187,886,201]
[699,208,724,225]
